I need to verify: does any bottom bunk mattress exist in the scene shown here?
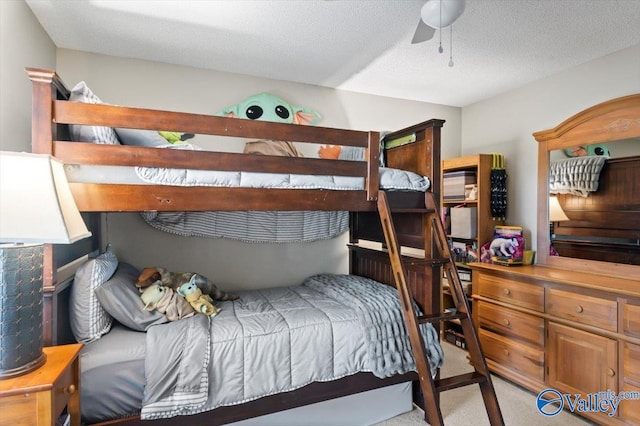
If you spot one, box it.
[80,273,443,423]
[80,326,413,425]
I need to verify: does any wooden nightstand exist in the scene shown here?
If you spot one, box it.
[0,343,82,426]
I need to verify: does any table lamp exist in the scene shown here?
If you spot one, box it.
[0,151,91,379]
[549,195,570,240]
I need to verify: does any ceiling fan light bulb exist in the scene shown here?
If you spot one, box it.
[421,0,466,29]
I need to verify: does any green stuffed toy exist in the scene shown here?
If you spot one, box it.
[564,143,610,158]
[158,131,195,145]
[217,93,321,157]
[177,276,219,317]
[140,282,195,321]
[217,92,320,125]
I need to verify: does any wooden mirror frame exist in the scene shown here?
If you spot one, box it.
[533,94,640,278]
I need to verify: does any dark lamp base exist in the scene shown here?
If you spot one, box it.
[0,244,45,380]
[0,352,46,379]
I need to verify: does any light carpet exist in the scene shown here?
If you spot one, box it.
[375,342,595,426]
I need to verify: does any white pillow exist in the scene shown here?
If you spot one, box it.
[70,247,118,343]
[68,81,120,145]
[114,128,169,147]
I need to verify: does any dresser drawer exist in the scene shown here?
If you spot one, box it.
[546,288,617,331]
[0,392,38,425]
[477,274,544,311]
[623,341,640,385]
[53,361,76,421]
[622,302,640,338]
[477,301,544,346]
[479,328,544,382]
[620,381,640,424]
[621,342,640,424]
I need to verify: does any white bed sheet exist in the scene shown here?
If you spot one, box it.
[64,164,431,191]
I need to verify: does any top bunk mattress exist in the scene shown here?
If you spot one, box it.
[64,158,430,192]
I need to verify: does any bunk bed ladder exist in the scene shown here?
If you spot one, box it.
[377,191,504,426]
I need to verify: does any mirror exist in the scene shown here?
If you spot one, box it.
[533,94,640,277]
[549,139,640,264]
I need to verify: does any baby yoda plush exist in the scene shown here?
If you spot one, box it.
[141,282,195,321]
[177,276,219,317]
[217,92,321,125]
[564,143,610,158]
[217,92,321,157]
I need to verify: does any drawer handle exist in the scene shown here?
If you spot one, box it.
[576,305,584,313]
[607,368,616,377]
[503,349,510,357]
[503,288,511,296]
[65,384,76,395]
[503,318,511,327]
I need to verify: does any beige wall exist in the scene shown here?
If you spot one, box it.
[0,0,56,152]
[460,44,640,252]
[55,50,461,290]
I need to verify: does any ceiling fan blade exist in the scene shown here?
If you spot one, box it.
[411,19,436,44]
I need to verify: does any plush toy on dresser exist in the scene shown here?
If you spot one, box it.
[178,277,220,316]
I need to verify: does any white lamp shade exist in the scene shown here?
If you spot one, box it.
[549,196,570,222]
[0,151,91,244]
[421,0,466,29]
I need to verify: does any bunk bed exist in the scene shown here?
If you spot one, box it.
[26,68,445,425]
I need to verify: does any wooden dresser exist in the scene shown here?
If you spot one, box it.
[470,263,640,425]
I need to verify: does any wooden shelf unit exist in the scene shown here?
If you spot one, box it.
[441,154,504,348]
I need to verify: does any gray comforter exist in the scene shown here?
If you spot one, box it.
[140,274,443,420]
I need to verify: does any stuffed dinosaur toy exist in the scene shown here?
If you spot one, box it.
[141,282,195,321]
[158,131,195,144]
[177,276,219,317]
[217,92,321,157]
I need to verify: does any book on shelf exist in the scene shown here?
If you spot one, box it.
[384,133,417,149]
[444,329,467,349]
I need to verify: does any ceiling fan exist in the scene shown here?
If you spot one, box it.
[411,0,466,44]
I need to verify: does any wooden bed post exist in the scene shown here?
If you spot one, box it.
[366,131,380,201]
[25,68,79,346]
[25,68,70,155]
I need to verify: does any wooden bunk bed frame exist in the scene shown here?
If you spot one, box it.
[27,68,444,425]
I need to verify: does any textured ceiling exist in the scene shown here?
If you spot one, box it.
[26,0,640,107]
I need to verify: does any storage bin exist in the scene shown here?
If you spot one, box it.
[444,171,476,200]
[450,207,477,238]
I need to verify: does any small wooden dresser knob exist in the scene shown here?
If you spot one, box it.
[65,384,76,395]
[607,368,616,377]
[576,305,584,313]
[503,288,511,295]
[503,318,511,327]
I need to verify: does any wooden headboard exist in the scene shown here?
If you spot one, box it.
[43,213,101,346]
